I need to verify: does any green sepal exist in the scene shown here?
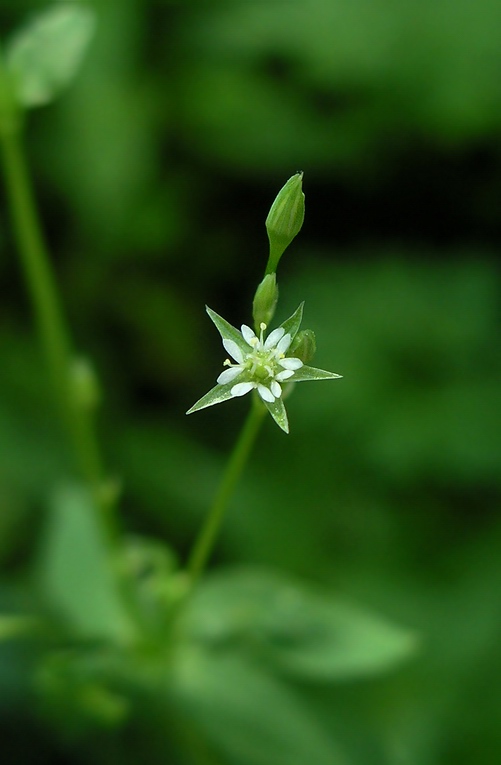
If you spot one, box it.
[279,302,304,343]
[292,365,342,383]
[186,382,236,415]
[290,329,316,364]
[205,306,249,354]
[263,396,289,434]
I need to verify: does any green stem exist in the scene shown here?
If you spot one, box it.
[0,83,108,521]
[187,397,266,585]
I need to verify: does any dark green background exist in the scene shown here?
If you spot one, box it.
[1,2,500,763]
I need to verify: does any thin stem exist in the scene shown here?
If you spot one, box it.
[187,397,266,585]
[0,95,109,522]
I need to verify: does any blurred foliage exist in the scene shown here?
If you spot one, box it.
[1,1,501,764]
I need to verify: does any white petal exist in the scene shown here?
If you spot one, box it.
[223,339,244,363]
[276,369,295,381]
[264,327,285,349]
[217,366,243,384]
[279,356,303,370]
[270,380,282,398]
[240,325,257,345]
[257,384,275,402]
[231,381,255,397]
[276,333,292,355]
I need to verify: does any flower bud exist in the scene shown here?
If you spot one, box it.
[265,172,305,273]
[290,329,316,364]
[252,273,279,330]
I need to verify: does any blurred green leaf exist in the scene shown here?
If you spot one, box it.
[5,4,95,107]
[0,615,40,641]
[37,649,130,733]
[116,535,186,636]
[184,568,418,681]
[38,483,136,644]
[170,647,349,765]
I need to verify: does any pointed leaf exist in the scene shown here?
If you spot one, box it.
[5,4,95,108]
[293,365,342,383]
[264,397,289,433]
[186,382,236,414]
[38,483,136,644]
[184,568,419,681]
[279,302,304,342]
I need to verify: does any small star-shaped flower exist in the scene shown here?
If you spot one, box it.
[186,303,341,433]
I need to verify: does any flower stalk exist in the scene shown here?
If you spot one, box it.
[186,397,266,586]
[184,172,341,583]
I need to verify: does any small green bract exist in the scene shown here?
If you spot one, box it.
[187,304,341,433]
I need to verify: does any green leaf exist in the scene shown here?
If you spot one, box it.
[169,648,349,765]
[5,4,95,107]
[279,302,304,341]
[184,568,419,681]
[38,483,136,644]
[0,615,40,641]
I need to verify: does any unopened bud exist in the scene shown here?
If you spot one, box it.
[265,172,305,273]
[290,329,316,364]
[252,273,279,330]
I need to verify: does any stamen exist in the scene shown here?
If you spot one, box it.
[259,322,267,345]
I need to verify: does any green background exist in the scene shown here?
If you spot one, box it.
[1,2,500,764]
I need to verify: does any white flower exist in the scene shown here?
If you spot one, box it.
[216,321,303,403]
[187,303,342,433]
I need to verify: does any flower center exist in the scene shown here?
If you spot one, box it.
[243,323,284,381]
